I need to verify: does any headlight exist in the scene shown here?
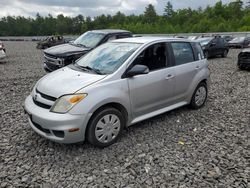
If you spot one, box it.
[51,94,87,113]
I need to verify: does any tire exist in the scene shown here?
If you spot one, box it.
[42,45,48,49]
[87,107,125,147]
[222,49,228,58]
[204,51,209,59]
[190,82,208,109]
[238,64,245,70]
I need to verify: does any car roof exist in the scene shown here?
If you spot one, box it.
[195,37,213,41]
[90,29,131,34]
[111,36,192,44]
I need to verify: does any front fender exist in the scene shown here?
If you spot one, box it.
[68,79,131,119]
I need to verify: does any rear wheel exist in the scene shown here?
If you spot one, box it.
[190,82,208,109]
[87,107,125,147]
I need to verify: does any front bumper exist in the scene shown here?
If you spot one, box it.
[24,95,90,143]
[43,61,59,72]
[238,59,250,68]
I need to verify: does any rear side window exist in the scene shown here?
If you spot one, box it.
[171,42,194,65]
[193,42,204,60]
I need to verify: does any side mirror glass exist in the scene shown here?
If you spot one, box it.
[125,64,149,78]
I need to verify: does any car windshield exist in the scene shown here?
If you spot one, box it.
[196,38,213,46]
[73,32,105,48]
[231,37,245,42]
[75,42,141,75]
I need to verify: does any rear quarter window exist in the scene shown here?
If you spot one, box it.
[193,42,204,60]
[171,42,195,65]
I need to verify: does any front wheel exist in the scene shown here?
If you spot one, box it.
[87,107,125,147]
[238,64,246,70]
[190,82,208,109]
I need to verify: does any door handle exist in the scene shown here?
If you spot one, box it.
[165,74,175,80]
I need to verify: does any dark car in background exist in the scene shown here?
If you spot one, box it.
[221,35,234,42]
[237,49,250,70]
[228,36,250,48]
[43,29,132,72]
[195,36,229,58]
[37,36,68,49]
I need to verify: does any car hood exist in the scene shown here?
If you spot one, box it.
[36,66,106,98]
[228,40,244,44]
[44,43,89,57]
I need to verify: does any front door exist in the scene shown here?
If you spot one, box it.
[127,42,175,119]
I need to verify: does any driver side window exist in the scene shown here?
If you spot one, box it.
[133,43,167,71]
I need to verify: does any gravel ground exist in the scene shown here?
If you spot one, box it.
[0,41,249,188]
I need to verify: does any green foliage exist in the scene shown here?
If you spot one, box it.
[0,0,248,36]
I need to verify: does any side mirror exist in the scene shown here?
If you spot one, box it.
[125,65,149,78]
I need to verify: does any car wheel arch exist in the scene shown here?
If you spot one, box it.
[85,102,129,139]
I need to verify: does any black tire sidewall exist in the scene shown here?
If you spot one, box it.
[87,107,125,147]
[190,82,208,109]
[205,51,209,58]
[222,49,228,57]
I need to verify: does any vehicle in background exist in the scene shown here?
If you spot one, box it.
[228,36,250,48]
[195,37,229,58]
[24,37,210,147]
[237,49,250,70]
[36,36,67,49]
[221,35,234,42]
[43,29,133,72]
[0,41,6,59]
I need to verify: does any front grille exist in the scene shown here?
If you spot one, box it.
[33,99,51,109]
[45,61,60,71]
[31,118,51,134]
[36,89,57,101]
[44,53,57,59]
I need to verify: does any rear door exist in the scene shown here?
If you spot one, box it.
[170,42,201,101]
[210,38,220,56]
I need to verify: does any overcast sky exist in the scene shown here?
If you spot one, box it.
[0,0,248,18]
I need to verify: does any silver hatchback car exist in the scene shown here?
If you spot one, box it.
[24,37,210,147]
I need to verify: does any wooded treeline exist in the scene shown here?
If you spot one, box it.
[0,0,249,36]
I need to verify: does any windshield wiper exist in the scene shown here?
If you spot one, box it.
[77,65,104,75]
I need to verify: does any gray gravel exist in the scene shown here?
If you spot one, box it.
[0,41,249,188]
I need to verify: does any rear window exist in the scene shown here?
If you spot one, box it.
[171,42,195,65]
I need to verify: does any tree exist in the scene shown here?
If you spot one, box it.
[0,0,249,36]
[144,4,157,24]
[164,1,174,19]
